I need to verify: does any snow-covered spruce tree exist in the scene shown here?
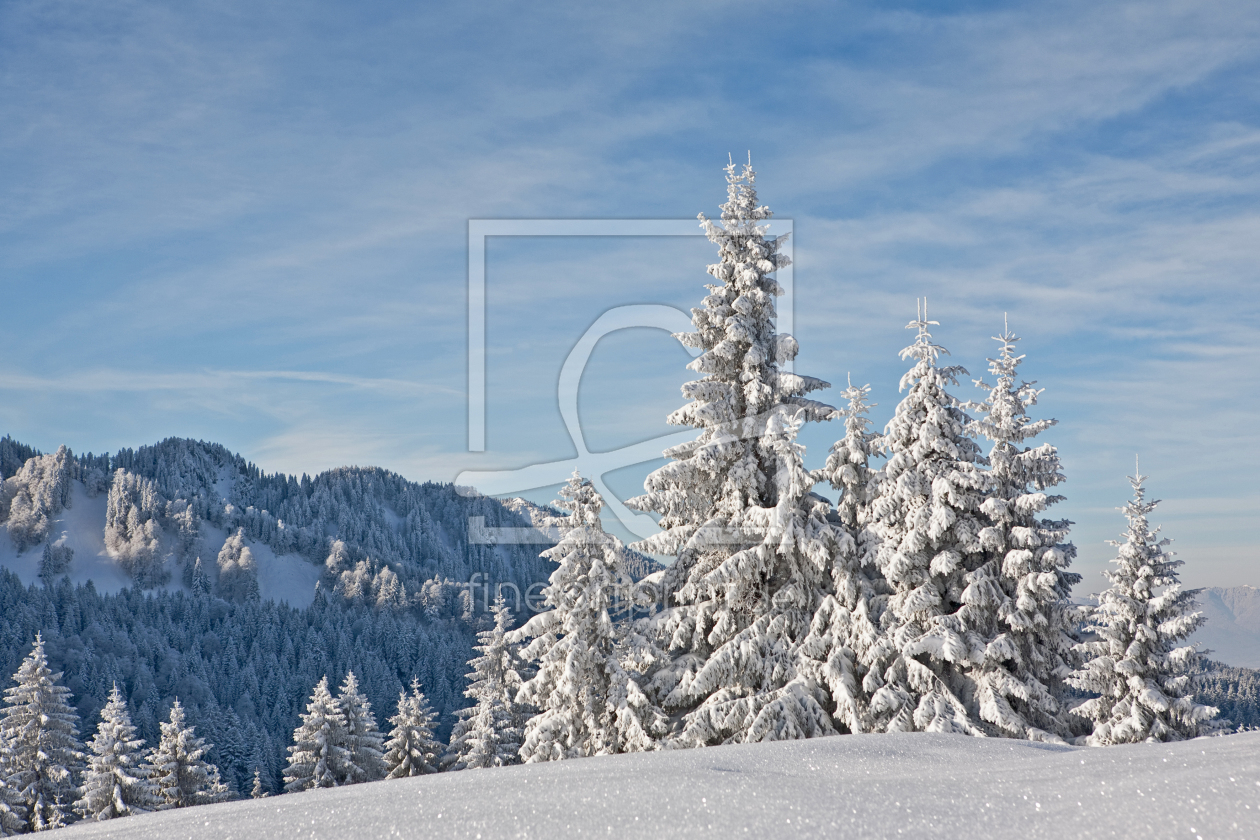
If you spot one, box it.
[0,733,25,838]
[797,378,888,733]
[819,377,882,536]
[626,160,838,747]
[189,557,211,597]
[383,679,443,778]
[250,769,268,799]
[961,320,1082,741]
[444,597,526,769]
[335,672,386,784]
[74,684,156,821]
[509,473,667,760]
[864,306,989,735]
[39,540,74,583]
[149,699,229,809]
[284,677,349,792]
[1,633,85,830]
[1069,465,1220,744]
[0,771,24,837]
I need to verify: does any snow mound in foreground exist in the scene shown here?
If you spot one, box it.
[60,731,1260,839]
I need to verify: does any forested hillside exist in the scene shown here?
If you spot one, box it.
[0,570,472,796]
[1,435,566,610]
[0,435,653,796]
[1196,662,1260,729]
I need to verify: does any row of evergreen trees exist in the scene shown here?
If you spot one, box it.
[237,164,1236,788]
[0,635,452,833]
[282,673,443,791]
[0,636,230,833]
[439,162,1223,758]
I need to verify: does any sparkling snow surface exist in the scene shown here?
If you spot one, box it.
[60,732,1260,839]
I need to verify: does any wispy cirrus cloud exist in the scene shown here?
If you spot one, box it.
[3,0,1260,586]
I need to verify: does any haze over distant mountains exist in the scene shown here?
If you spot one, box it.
[1190,586,1260,669]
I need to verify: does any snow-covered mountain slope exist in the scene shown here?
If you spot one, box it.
[0,480,131,592]
[0,479,321,606]
[1191,586,1260,668]
[59,731,1260,839]
[0,437,560,613]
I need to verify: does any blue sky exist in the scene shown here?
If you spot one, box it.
[2,0,1259,589]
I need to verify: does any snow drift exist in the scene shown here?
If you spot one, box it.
[58,731,1260,839]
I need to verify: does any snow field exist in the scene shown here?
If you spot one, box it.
[57,731,1260,839]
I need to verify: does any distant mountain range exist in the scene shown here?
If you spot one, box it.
[1191,585,1260,669]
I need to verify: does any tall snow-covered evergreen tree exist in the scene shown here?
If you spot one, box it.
[1,633,85,831]
[963,320,1081,740]
[148,699,229,809]
[284,677,349,792]
[74,684,156,821]
[798,378,888,733]
[1069,465,1220,744]
[383,679,442,778]
[510,473,666,760]
[335,672,386,784]
[864,305,988,735]
[445,598,526,769]
[626,159,838,747]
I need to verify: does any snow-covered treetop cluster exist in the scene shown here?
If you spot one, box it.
[511,162,1219,754]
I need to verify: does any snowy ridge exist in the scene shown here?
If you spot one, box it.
[0,437,561,613]
[56,731,1260,839]
[0,479,321,606]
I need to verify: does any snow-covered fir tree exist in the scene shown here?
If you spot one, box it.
[1069,464,1221,744]
[148,699,229,809]
[445,597,526,769]
[510,473,666,760]
[383,679,443,778]
[250,769,268,799]
[74,684,156,821]
[963,319,1081,740]
[818,377,882,535]
[627,159,838,746]
[864,304,989,735]
[0,735,25,839]
[0,633,85,831]
[188,557,211,597]
[39,540,73,583]
[798,378,888,733]
[335,672,386,784]
[284,677,349,792]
